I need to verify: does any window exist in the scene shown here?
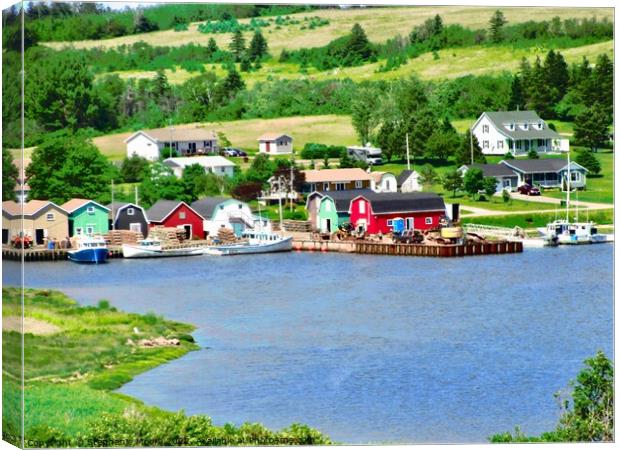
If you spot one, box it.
[497,141,504,149]
[387,219,393,227]
[538,139,546,147]
[130,223,142,233]
[325,202,332,212]
[87,206,95,214]
[335,183,346,191]
[425,217,433,225]
[323,182,330,191]
[127,208,135,216]
[406,218,414,230]
[220,167,225,173]
[571,172,581,182]
[238,204,243,209]
[483,140,489,148]
[510,123,515,130]
[385,180,390,190]
[523,123,529,130]
[86,226,94,235]
[538,122,544,129]
[359,200,366,214]
[179,211,186,219]
[355,180,363,188]
[482,124,489,133]
[46,213,55,221]
[75,227,83,235]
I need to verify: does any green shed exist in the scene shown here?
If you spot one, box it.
[317,190,372,233]
[61,198,110,237]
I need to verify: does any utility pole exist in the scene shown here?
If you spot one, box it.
[169,118,174,158]
[289,164,294,213]
[134,185,139,205]
[277,176,284,229]
[470,126,474,165]
[405,133,411,170]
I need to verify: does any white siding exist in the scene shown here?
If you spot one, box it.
[126,134,160,161]
[203,201,271,236]
[259,137,293,154]
[400,172,421,192]
[473,116,509,156]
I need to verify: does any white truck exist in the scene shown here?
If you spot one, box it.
[347,144,383,165]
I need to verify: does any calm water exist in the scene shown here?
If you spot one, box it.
[3,245,614,444]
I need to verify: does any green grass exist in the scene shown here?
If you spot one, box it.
[461,208,614,228]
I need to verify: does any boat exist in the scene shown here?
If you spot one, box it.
[122,238,204,258]
[67,235,109,264]
[204,231,293,256]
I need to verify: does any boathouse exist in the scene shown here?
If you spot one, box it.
[147,200,205,240]
[61,198,110,237]
[108,202,149,237]
[305,192,325,230]
[2,200,69,245]
[191,197,270,238]
[349,192,446,234]
[317,189,374,233]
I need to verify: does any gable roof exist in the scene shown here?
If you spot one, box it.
[124,128,218,144]
[146,200,204,222]
[190,197,229,219]
[370,171,395,183]
[322,189,374,213]
[479,111,561,140]
[257,133,292,141]
[396,170,417,187]
[163,156,236,168]
[2,200,65,217]
[303,168,374,183]
[61,198,110,214]
[351,192,446,214]
[500,158,588,174]
[107,202,147,221]
[459,163,518,178]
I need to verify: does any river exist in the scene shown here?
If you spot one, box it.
[3,244,613,444]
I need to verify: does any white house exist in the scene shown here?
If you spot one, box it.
[125,128,218,161]
[499,159,588,190]
[370,171,398,193]
[258,133,293,154]
[457,163,520,193]
[472,111,569,156]
[396,170,421,192]
[163,156,236,178]
[191,197,271,237]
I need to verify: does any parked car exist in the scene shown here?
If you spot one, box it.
[393,229,424,244]
[517,183,541,196]
[222,147,246,157]
[236,149,247,157]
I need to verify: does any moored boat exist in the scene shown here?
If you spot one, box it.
[205,231,293,256]
[122,238,204,258]
[68,235,109,264]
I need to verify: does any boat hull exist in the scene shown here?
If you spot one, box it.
[206,236,293,256]
[122,244,204,258]
[68,248,109,264]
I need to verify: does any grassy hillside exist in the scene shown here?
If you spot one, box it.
[93,115,356,160]
[44,6,612,53]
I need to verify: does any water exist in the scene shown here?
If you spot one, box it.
[3,245,613,444]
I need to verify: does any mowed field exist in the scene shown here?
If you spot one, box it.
[44,6,613,54]
[92,114,356,160]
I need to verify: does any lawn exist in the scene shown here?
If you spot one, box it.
[460,208,614,228]
[92,114,357,160]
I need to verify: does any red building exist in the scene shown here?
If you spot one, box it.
[349,192,446,234]
[146,200,205,239]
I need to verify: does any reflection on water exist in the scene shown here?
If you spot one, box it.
[3,245,613,443]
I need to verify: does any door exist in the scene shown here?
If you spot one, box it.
[35,229,44,245]
[265,142,270,153]
[2,229,8,244]
[324,218,331,233]
[232,222,244,237]
[183,225,192,240]
[392,218,405,233]
[68,220,74,237]
[129,223,142,233]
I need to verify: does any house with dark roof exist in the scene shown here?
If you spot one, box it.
[125,127,219,161]
[108,202,149,237]
[396,169,421,193]
[458,163,520,192]
[146,200,205,240]
[349,192,446,234]
[472,111,569,155]
[191,197,269,237]
[500,158,588,189]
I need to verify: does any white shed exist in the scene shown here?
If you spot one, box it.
[258,133,293,155]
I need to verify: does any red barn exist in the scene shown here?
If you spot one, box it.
[146,200,205,239]
[349,192,446,234]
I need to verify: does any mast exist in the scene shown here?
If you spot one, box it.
[134,185,139,205]
[111,179,115,230]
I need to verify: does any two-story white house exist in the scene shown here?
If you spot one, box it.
[472,111,569,156]
[191,197,271,237]
[163,156,236,178]
[125,128,219,161]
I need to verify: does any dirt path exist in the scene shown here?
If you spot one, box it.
[3,316,61,335]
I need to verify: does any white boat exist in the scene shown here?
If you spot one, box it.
[204,231,293,256]
[122,238,204,258]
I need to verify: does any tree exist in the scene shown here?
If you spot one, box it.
[120,155,150,183]
[591,53,613,124]
[181,164,209,202]
[508,75,526,111]
[527,149,540,159]
[207,38,219,54]
[454,130,486,166]
[217,132,232,149]
[139,162,187,207]
[463,167,484,199]
[351,89,380,145]
[2,149,19,201]
[231,181,262,202]
[489,10,507,43]
[133,11,158,33]
[425,130,459,160]
[217,68,245,102]
[27,135,114,204]
[543,50,569,104]
[244,153,276,184]
[574,150,601,175]
[441,169,463,198]
[574,106,610,152]
[375,120,403,162]
[482,177,497,199]
[345,23,374,62]
[248,30,268,61]
[418,164,438,187]
[229,29,246,61]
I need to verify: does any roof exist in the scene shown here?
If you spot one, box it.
[459,163,518,178]
[61,198,110,213]
[352,192,446,214]
[146,200,204,222]
[107,202,147,220]
[322,189,374,212]
[2,200,64,217]
[396,170,417,187]
[481,111,561,140]
[163,156,236,168]
[500,158,588,174]
[370,172,393,183]
[303,168,374,183]
[257,133,292,141]
[190,197,229,219]
[124,128,218,143]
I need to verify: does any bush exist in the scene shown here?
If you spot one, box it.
[574,150,602,175]
[300,143,346,160]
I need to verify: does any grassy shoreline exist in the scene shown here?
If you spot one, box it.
[2,288,330,447]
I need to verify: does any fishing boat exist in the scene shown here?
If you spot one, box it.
[122,238,204,258]
[538,153,608,245]
[68,235,109,264]
[204,231,293,256]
